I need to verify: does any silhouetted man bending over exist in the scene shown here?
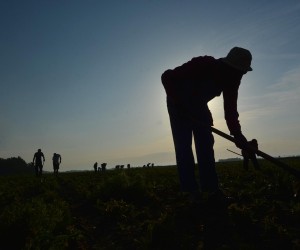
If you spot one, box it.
[33,148,45,177]
[162,47,253,203]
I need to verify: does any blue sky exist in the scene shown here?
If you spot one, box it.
[1,0,300,171]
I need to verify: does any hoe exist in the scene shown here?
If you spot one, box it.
[210,127,300,198]
[210,126,300,179]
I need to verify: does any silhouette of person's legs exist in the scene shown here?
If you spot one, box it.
[168,100,198,193]
[243,157,249,171]
[167,94,218,193]
[35,165,39,176]
[193,127,218,192]
[53,165,58,175]
[39,165,43,176]
[251,156,260,170]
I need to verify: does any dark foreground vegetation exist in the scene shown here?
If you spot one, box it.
[0,157,299,249]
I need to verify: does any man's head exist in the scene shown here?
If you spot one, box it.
[221,47,252,73]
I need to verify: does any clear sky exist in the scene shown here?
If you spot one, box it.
[1,0,300,171]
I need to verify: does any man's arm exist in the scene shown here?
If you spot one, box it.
[223,86,248,149]
[223,87,241,135]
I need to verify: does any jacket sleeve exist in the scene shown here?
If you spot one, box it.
[223,85,242,135]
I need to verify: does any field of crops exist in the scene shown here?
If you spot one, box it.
[0,157,299,249]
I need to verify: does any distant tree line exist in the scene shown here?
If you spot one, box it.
[0,157,32,175]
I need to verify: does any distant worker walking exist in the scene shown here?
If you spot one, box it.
[33,149,45,177]
[52,153,62,175]
[162,47,254,204]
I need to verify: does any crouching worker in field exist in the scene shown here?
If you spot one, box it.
[161,47,254,204]
[242,139,260,171]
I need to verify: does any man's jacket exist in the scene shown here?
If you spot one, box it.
[161,55,243,135]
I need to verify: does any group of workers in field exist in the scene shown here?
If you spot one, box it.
[32,149,61,176]
[33,47,260,206]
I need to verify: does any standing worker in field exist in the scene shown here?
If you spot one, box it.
[52,153,62,175]
[33,148,45,177]
[161,47,253,203]
[94,162,98,172]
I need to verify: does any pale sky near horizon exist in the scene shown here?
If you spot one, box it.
[1,0,300,171]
